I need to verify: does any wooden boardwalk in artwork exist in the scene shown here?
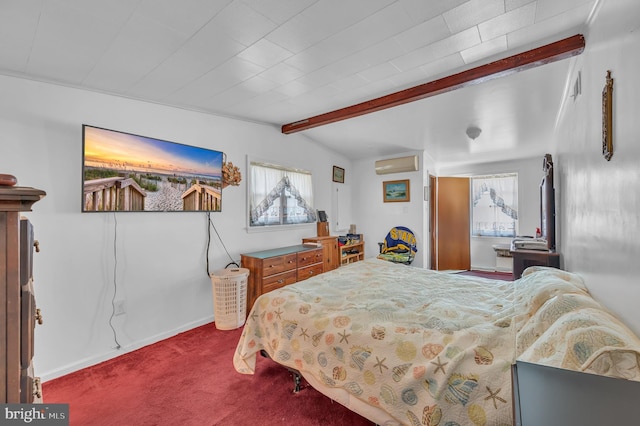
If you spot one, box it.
[84,178,221,212]
[83,177,146,211]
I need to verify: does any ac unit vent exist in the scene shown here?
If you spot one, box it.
[375,155,419,175]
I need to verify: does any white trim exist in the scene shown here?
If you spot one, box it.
[39,316,214,382]
[245,222,315,234]
[469,265,496,272]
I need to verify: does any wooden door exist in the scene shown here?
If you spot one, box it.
[429,175,437,269]
[433,177,470,271]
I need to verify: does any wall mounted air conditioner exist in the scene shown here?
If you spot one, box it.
[375,155,419,175]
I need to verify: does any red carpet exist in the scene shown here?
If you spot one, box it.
[43,323,374,426]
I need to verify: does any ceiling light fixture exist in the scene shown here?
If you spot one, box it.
[466,126,482,140]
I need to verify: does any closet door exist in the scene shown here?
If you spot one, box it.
[434,177,470,271]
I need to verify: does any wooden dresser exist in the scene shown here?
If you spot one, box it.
[1,183,46,403]
[301,236,339,272]
[241,245,323,315]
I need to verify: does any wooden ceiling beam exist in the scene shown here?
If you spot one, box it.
[281,34,585,134]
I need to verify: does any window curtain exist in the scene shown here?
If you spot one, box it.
[250,162,315,226]
[472,173,518,237]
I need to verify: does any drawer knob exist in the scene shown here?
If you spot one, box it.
[34,240,40,253]
[35,308,43,325]
[308,271,314,275]
[278,279,284,284]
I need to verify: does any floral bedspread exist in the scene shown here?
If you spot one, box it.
[514,267,640,381]
[233,259,640,425]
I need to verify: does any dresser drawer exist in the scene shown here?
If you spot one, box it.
[242,244,328,318]
[262,253,297,277]
[297,249,323,267]
[21,280,36,366]
[297,263,323,281]
[263,270,297,293]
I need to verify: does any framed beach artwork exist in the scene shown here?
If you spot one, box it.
[383,179,410,202]
[82,125,223,212]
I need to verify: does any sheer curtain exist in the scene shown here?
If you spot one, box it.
[249,162,315,226]
[472,173,518,237]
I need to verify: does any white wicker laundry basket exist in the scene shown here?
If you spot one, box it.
[210,267,249,330]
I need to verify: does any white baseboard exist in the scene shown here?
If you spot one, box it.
[470,265,494,272]
[471,265,513,273]
[39,316,214,382]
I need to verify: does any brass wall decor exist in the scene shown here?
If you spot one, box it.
[602,70,614,161]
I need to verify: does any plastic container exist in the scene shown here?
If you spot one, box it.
[210,267,249,330]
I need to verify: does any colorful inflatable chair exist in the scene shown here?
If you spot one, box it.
[377,226,417,265]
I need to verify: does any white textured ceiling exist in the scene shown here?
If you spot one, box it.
[0,0,597,165]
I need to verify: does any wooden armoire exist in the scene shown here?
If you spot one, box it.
[1,179,46,403]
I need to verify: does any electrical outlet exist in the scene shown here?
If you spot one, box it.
[114,299,126,316]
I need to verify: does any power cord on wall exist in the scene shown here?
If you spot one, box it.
[109,213,122,350]
[206,212,239,276]
[106,212,236,350]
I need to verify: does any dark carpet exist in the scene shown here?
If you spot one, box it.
[43,323,374,426]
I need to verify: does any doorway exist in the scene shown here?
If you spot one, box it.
[429,176,470,271]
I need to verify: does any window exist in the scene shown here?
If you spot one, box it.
[248,160,315,228]
[471,173,518,237]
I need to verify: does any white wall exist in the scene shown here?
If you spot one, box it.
[554,0,640,337]
[348,153,540,272]
[422,152,437,269]
[437,157,543,271]
[0,75,351,380]
[351,151,425,268]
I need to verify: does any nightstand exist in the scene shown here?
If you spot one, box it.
[511,249,560,279]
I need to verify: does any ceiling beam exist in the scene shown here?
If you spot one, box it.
[282,34,585,134]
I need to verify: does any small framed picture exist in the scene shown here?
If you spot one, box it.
[383,179,410,202]
[332,166,345,183]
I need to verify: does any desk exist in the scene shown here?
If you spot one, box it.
[511,249,560,279]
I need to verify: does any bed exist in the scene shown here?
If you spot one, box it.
[233,258,640,425]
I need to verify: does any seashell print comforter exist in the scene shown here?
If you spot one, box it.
[233,259,640,426]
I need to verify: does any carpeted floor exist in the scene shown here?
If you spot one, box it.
[43,323,374,426]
